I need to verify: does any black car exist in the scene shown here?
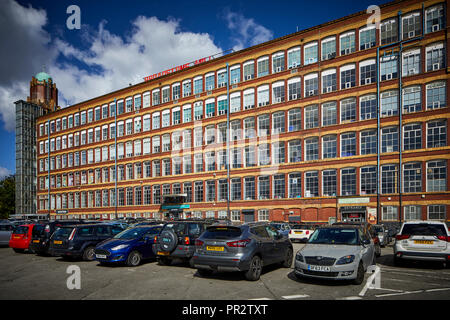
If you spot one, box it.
[29,220,86,255]
[49,223,125,261]
[152,220,214,267]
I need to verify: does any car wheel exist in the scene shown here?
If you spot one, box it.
[188,257,195,268]
[352,262,365,285]
[245,255,262,281]
[82,246,96,261]
[197,269,213,277]
[281,248,293,268]
[157,257,171,266]
[126,251,142,267]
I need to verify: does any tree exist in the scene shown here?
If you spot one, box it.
[0,175,15,219]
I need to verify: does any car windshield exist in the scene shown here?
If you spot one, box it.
[13,226,29,234]
[270,224,282,230]
[53,227,73,238]
[162,223,187,235]
[203,226,242,239]
[402,224,447,237]
[32,225,45,237]
[114,227,153,239]
[308,228,358,245]
[293,224,313,230]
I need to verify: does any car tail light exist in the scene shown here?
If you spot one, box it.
[289,230,292,234]
[195,240,204,247]
[154,236,158,242]
[45,225,51,233]
[374,236,379,244]
[306,230,309,235]
[226,239,251,247]
[68,229,76,241]
[437,236,450,242]
[184,237,190,245]
[396,234,410,240]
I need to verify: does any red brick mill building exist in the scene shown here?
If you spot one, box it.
[35,0,449,226]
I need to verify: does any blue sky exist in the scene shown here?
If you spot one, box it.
[0,0,386,178]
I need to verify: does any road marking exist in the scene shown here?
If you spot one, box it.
[281,294,310,299]
[425,287,450,292]
[339,296,363,300]
[375,290,424,298]
[249,298,272,300]
[359,265,381,296]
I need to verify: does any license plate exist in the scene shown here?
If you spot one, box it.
[308,265,331,272]
[96,254,107,259]
[33,240,40,243]
[14,236,21,239]
[157,251,170,256]
[295,231,303,234]
[414,240,434,245]
[54,240,63,245]
[206,246,224,252]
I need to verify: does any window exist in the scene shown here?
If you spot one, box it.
[258,176,270,200]
[288,108,301,131]
[381,90,398,117]
[305,137,319,161]
[258,114,270,137]
[305,171,318,197]
[341,132,356,157]
[243,61,255,80]
[360,59,376,85]
[205,73,215,91]
[381,126,399,153]
[380,18,398,45]
[273,174,285,199]
[340,31,355,55]
[194,101,204,120]
[272,52,285,73]
[272,142,285,164]
[404,206,421,220]
[152,112,160,129]
[243,89,255,109]
[231,178,241,201]
[172,107,181,125]
[426,43,445,71]
[231,148,242,168]
[426,81,446,110]
[304,73,318,97]
[193,77,203,95]
[403,162,422,193]
[194,181,204,202]
[218,179,227,201]
[206,181,215,202]
[427,119,447,148]
[340,98,356,123]
[183,104,192,123]
[361,166,377,194]
[143,92,150,108]
[244,117,256,139]
[323,169,337,196]
[322,135,337,159]
[425,4,445,34]
[360,25,376,50]
[304,42,318,65]
[258,144,270,166]
[321,69,336,93]
[402,12,421,39]
[341,168,356,195]
[289,140,301,163]
[402,86,421,113]
[382,206,398,221]
[217,69,227,88]
[257,56,269,77]
[217,96,228,115]
[272,111,285,134]
[194,153,203,173]
[245,146,256,167]
[230,93,241,113]
[428,205,446,220]
[304,105,318,129]
[153,186,161,204]
[205,99,215,118]
[183,80,192,97]
[380,54,398,81]
[152,136,160,154]
[340,65,356,89]
[426,160,446,192]
[289,173,301,198]
[244,177,255,200]
[152,160,160,177]
[360,94,377,120]
[287,47,301,68]
[381,164,398,194]
[403,123,422,150]
[321,37,336,60]
[402,49,421,76]
[288,78,301,100]
[360,130,377,155]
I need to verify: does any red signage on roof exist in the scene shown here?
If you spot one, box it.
[143,56,214,82]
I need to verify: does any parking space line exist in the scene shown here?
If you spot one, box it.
[248,298,272,300]
[281,294,310,299]
[375,290,424,298]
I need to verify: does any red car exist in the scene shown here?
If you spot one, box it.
[9,224,36,253]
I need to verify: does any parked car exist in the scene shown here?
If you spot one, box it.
[94,225,163,266]
[29,220,85,255]
[270,222,291,237]
[333,221,381,257]
[49,223,125,261]
[193,222,293,281]
[0,222,14,246]
[373,224,390,247]
[394,220,450,267]
[289,224,316,243]
[294,225,376,285]
[9,224,42,253]
[153,220,213,267]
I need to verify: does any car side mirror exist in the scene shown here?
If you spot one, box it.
[361,239,370,246]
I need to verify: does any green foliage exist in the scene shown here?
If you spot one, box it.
[0,175,15,219]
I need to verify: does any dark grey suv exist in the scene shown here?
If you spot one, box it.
[192,222,293,281]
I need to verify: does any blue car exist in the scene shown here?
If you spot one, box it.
[94,225,163,266]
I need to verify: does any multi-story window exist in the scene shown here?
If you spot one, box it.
[288,173,301,198]
[272,82,285,104]
[404,205,421,221]
[359,25,376,50]
[153,185,161,204]
[382,206,398,221]
[288,78,301,100]
[194,181,204,202]
[244,177,255,200]
[304,105,318,129]
[287,47,301,68]
[381,164,398,194]
[381,90,399,117]
[205,73,215,91]
[289,140,301,163]
[360,94,377,120]
[272,111,285,134]
[402,12,421,39]
[361,166,377,195]
[304,42,318,65]
[243,61,255,80]
[402,49,421,76]
[305,137,319,161]
[194,153,203,173]
[341,98,356,123]
[244,146,256,167]
[257,56,269,77]
[183,104,192,123]
[152,160,160,177]
[258,114,270,137]
[230,93,241,113]
[257,85,269,107]
[322,69,337,93]
[380,18,398,45]
[425,4,445,34]
[182,80,192,97]
[288,108,301,132]
[218,179,227,201]
[381,126,399,153]
[428,205,446,220]
[272,142,285,164]
[341,132,356,157]
[322,169,337,196]
[322,135,337,159]
[403,123,422,150]
[244,117,255,139]
[380,54,398,81]
[172,83,181,100]
[305,171,319,197]
[183,155,192,174]
[360,130,377,155]
[321,37,336,60]
[172,107,181,124]
[258,176,270,200]
[340,31,355,55]
[403,162,422,193]
[273,174,285,199]
[258,144,270,166]
[243,89,255,109]
[341,168,356,196]
[426,160,446,192]
[340,64,356,89]
[272,52,285,73]
[206,180,215,202]
[426,43,445,71]
[426,81,446,110]
[427,119,447,148]
[304,73,318,97]
[193,76,203,95]
[402,86,421,113]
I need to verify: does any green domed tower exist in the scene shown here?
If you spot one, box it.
[28,68,58,111]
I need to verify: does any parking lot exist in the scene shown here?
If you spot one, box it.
[1,242,449,300]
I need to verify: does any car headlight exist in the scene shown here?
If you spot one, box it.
[336,255,355,265]
[111,244,128,251]
[295,252,304,262]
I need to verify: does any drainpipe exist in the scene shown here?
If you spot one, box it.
[48,119,50,220]
[114,99,117,220]
[226,63,231,220]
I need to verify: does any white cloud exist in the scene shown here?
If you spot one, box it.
[0,0,223,131]
[0,167,11,180]
[223,9,273,52]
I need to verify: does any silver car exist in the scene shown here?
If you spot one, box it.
[294,225,376,285]
[0,223,14,246]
